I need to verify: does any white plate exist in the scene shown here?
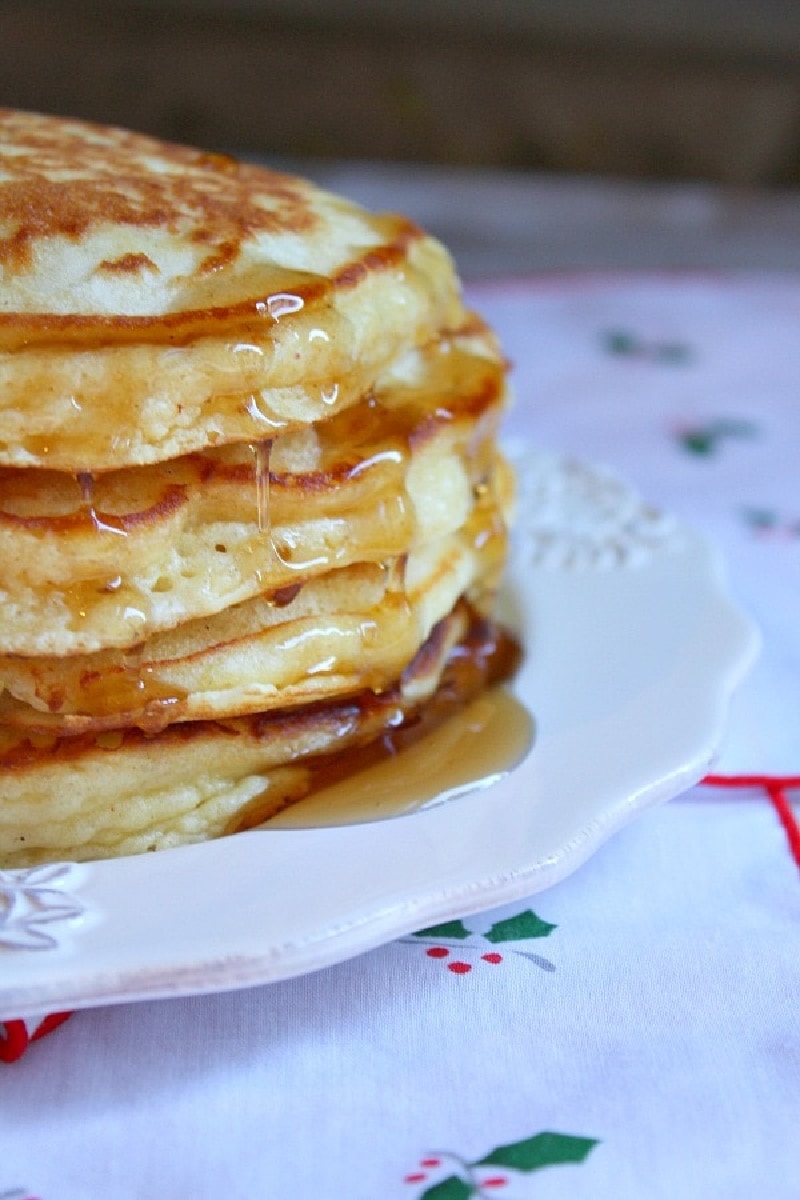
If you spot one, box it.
[0,451,758,1020]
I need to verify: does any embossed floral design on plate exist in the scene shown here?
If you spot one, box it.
[0,453,757,1020]
[0,864,84,952]
[511,449,681,570]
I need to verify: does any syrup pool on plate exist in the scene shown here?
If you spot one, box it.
[264,685,534,829]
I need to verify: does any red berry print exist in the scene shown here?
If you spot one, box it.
[483,1177,508,1189]
[420,1159,441,1168]
[410,906,559,976]
[404,1173,427,1184]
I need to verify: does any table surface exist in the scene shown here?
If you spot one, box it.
[302,162,800,278]
[2,169,798,1200]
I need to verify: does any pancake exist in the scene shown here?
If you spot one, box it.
[0,318,506,655]
[0,605,519,867]
[0,109,465,470]
[0,467,510,734]
[0,110,520,867]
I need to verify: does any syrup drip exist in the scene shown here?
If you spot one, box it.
[77,470,92,507]
[382,553,407,595]
[68,654,189,731]
[74,471,127,537]
[245,393,289,431]
[250,438,272,533]
[61,472,144,633]
[235,347,504,590]
[270,532,334,573]
[251,437,337,573]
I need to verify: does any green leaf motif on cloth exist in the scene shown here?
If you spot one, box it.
[676,418,758,457]
[415,910,557,945]
[476,1131,600,1172]
[741,507,800,539]
[602,329,693,364]
[409,1130,600,1197]
[484,910,557,943]
[742,507,777,531]
[409,908,558,975]
[420,1176,475,1200]
[414,919,472,941]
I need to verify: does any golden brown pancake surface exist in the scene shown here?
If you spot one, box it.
[0,321,507,654]
[0,109,466,469]
[0,109,518,867]
[0,605,518,867]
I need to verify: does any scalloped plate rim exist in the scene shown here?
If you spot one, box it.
[0,461,759,1020]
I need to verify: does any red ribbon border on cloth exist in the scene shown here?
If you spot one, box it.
[702,774,800,870]
[2,775,797,1062]
[0,1011,72,1063]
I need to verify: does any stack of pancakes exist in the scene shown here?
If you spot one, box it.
[0,110,516,866]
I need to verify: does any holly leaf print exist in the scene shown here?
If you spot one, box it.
[406,1129,599,1197]
[679,429,715,456]
[484,910,556,944]
[603,330,639,356]
[476,1131,599,1173]
[741,506,800,539]
[742,506,776,532]
[420,1176,474,1200]
[675,418,758,457]
[414,919,472,941]
[602,329,693,364]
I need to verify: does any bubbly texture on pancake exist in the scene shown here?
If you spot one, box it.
[0,109,464,468]
[0,478,510,735]
[0,319,506,654]
[0,109,434,319]
[0,111,518,866]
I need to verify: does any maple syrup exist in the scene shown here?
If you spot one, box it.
[229,614,531,833]
[250,438,272,532]
[67,657,189,725]
[74,470,127,537]
[59,579,150,640]
[237,340,503,589]
[264,685,532,829]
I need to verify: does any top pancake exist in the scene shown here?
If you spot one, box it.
[0,110,465,469]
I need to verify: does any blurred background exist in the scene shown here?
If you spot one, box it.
[3,0,800,272]
[4,0,800,184]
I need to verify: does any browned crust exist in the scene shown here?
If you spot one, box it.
[0,604,474,770]
[0,108,316,273]
[0,108,431,349]
[0,481,188,533]
[0,317,502,539]
[0,223,422,350]
[97,252,160,275]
